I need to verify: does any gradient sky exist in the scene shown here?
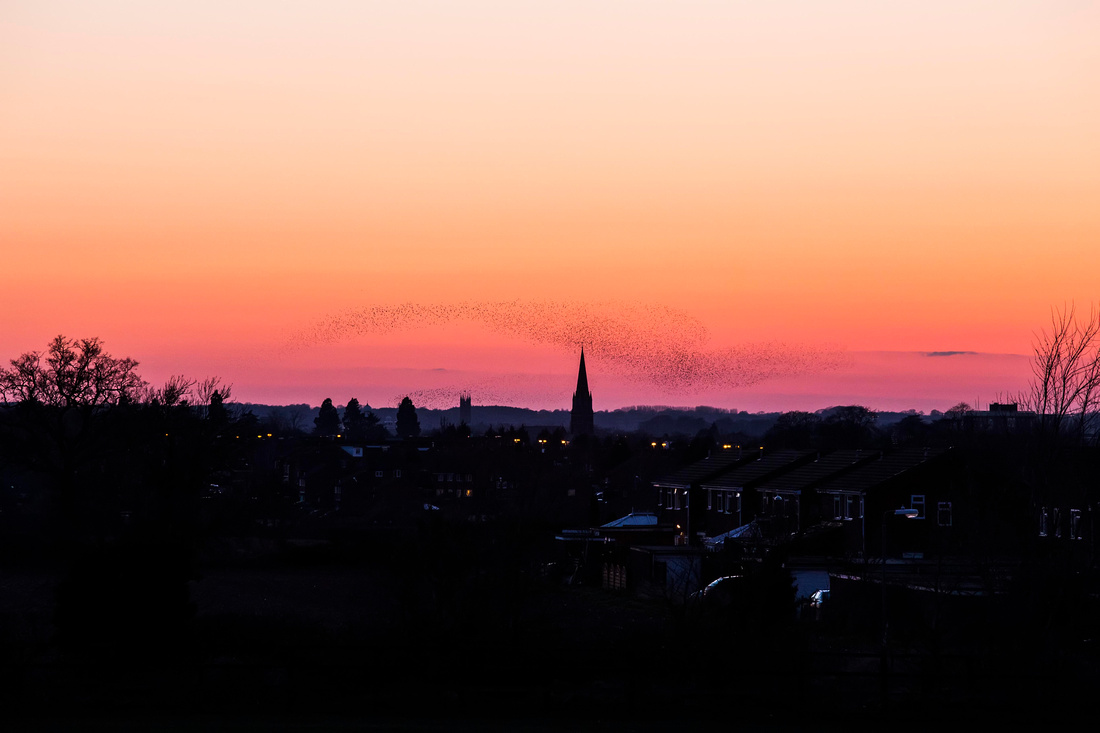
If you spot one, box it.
[3,2,1098,412]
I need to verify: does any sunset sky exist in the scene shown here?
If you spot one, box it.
[3,2,1098,412]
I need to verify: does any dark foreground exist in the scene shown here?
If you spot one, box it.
[2,555,1094,731]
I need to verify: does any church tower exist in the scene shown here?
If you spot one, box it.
[458,392,472,425]
[570,348,594,436]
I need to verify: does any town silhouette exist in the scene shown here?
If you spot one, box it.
[1,329,1098,728]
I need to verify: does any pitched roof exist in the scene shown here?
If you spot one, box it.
[817,447,948,495]
[756,449,881,495]
[700,450,817,490]
[652,448,752,488]
[600,512,660,528]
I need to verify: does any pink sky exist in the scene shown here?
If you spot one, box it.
[2,2,1096,411]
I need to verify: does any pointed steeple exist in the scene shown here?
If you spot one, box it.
[575,347,590,399]
[570,347,594,436]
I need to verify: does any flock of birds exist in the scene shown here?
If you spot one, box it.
[287,300,848,408]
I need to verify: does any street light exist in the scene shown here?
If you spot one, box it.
[880,506,920,703]
[882,507,920,635]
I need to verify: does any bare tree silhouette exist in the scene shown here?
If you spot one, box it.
[0,335,145,407]
[1022,304,1100,444]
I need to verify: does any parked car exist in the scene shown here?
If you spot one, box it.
[688,575,746,609]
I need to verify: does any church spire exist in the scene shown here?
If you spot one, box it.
[570,347,594,436]
[575,346,590,398]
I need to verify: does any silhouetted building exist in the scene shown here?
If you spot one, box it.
[948,401,1036,433]
[459,392,471,425]
[570,348,594,436]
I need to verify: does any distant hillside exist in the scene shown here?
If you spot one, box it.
[229,401,932,439]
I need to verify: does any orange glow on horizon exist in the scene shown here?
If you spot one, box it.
[2,2,1097,411]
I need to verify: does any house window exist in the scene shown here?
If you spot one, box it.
[735,493,741,515]
[937,502,952,527]
[673,490,681,511]
[833,495,842,520]
[394,469,401,478]
[911,494,926,518]
[845,495,855,520]
[858,496,864,519]
[1070,509,1082,540]
[1039,507,1049,537]
[1054,508,1062,538]
[375,470,383,478]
